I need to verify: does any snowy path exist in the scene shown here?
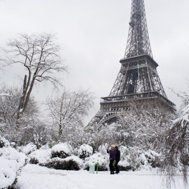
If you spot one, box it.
[16,165,187,189]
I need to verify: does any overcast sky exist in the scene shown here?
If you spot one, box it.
[0,0,189,121]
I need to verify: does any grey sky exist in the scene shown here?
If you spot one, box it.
[0,0,189,121]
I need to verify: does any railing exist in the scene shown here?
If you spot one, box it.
[101,91,175,106]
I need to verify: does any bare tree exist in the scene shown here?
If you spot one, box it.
[5,34,66,121]
[46,89,94,142]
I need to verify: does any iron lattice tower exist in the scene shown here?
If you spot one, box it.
[125,0,152,59]
[88,0,175,126]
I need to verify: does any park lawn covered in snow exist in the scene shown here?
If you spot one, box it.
[16,164,187,189]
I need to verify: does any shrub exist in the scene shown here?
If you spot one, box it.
[45,156,83,170]
[0,145,26,189]
[51,143,72,159]
[21,143,37,155]
[118,160,133,171]
[29,158,39,164]
[84,153,108,171]
[139,150,161,168]
[78,144,93,159]
[29,148,51,165]
[0,136,10,148]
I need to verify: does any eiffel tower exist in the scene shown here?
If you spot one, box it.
[88,0,175,126]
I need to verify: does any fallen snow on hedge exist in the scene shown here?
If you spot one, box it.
[0,146,26,188]
[78,144,93,158]
[45,155,83,170]
[0,146,26,169]
[84,153,108,170]
[51,143,73,155]
[0,158,16,188]
[64,155,83,168]
[29,148,51,164]
[0,136,10,148]
[21,143,37,155]
[119,159,130,167]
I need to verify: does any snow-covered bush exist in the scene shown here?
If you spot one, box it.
[20,143,37,155]
[0,136,10,148]
[118,146,140,171]
[0,145,26,188]
[118,146,133,171]
[84,153,108,171]
[0,146,26,169]
[78,144,93,159]
[45,155,83,170]
[118,146,161,171]
[0,158,16,189]
[140,150,161,168]
[118,160,132,171]
[51,143,73,159]
[29,147,51,165]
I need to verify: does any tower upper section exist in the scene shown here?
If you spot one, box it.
[124,0,153,59]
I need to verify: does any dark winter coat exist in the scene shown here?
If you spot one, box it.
[115,150,120,162]
[107,149,116,160]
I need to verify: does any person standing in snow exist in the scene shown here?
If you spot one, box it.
[115,146,120,174]
[107,145,116,174]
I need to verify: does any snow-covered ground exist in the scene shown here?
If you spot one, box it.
[16,164,187,189]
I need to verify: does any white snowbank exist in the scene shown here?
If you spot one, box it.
[0,158,16,188]
[16,164,188,189]
[51,143,73,155]
[0,146,26,188]
[29,148,51,164]
[0,146,26,170]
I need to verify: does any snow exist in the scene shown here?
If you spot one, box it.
[51,143,73,155]
[98,144,108,155]
[0,146,26,188]
[78,144,93,157]
[173,104,189,127]
[16,164,188,189]
[64,155,83,168]
[0,136,10,147]
[119,159,130,167]
[0,158,16,188]
[181,104,189,116]
[29,148,51,164]
[0,146,26,170]
[49,155,84,169]
[0,93,11,97]
[84,153,108,169]
[20,143,37,155]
